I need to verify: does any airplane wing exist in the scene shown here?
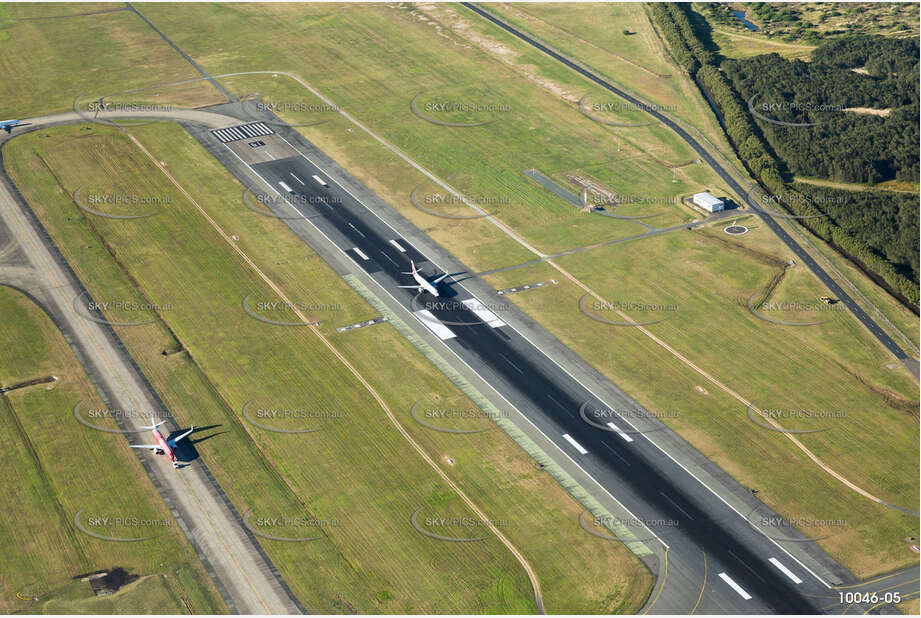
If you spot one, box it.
[129,444,160,449]
[397,284,422,289]
[168,426,195,446]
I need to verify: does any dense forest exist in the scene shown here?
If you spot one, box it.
[649,3,919,304]
[791,184,919,285]
[723,42,919,184]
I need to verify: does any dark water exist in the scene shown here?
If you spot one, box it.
[731,10,760,31]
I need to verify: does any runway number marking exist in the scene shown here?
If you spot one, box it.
[606,421,634,442]
[562,433,588,454]
[718,573,752,600]
[768,557,802,584]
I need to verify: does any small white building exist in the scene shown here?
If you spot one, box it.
[692,192,724,213]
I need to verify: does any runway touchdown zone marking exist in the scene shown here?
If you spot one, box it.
[718,572,752,600]
[562,433,588,455]
[768,557,802,584]
[606,421,633,442]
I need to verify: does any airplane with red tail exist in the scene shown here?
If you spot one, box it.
[130,420,194,469]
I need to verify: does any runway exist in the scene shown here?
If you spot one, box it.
[2,101,912,614]
[201,118,887,614]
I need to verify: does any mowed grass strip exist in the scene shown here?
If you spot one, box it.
[0,287,223,614]
[4,123,650,612]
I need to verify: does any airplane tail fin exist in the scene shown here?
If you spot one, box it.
[401,260,418,275]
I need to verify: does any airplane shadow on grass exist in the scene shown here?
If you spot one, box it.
[168,424,226,467]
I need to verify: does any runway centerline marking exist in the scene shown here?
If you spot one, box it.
[497,352,524,374]
[347,221,366,238]
[659,491,693,520]
[718,573,752,600]
[290,172,305,185]
[380,251,398,266]
[600,440,631,466]
[562,433,588,454]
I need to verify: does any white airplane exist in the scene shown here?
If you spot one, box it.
[399,260,450,297]
[0,119,31,134]
[130,420,194,469]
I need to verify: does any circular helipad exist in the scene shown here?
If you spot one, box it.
[724,225,749,236]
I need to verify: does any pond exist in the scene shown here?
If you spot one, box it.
[731,9,760,31]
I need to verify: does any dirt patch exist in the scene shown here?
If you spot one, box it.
[843,107,891,117]
[75,567,139,596]
[0,375,56,393]
[412,3,581,105]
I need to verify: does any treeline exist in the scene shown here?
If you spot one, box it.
[649,3,919,304]
[649,3,699,73]
[790,183,919,286]
[723,53,919,183]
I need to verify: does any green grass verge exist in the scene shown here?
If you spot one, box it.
[0,287,224,614]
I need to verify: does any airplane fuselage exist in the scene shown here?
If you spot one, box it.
[413,270,440,296]
[152,428,176,462]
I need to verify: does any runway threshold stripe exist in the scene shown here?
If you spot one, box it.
[768,558,802,584]
[389,239,406,252]
[352,247,370,261]
[460,298,505,328]
[414,309,456,340]
[606,421,634,442]
[562,433,588,454]
[718,573,752,600]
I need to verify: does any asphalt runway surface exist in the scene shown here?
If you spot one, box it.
[227,136,854,614]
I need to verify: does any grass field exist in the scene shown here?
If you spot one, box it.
[5,121,653,613]
[0,287,224,614]
[0,3,223,119]
[132,3,735,260]
[484,2,732,151]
